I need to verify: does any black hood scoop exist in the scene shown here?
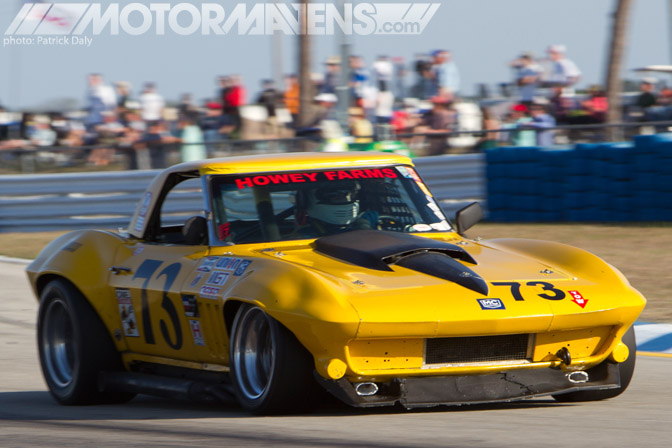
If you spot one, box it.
[313,230,488,295]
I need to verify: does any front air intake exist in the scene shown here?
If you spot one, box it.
[425,334,530,366]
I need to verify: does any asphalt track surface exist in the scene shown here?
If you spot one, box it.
[1,261,671,448]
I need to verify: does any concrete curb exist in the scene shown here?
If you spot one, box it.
[634,322,672,355]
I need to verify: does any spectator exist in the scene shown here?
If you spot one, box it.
[115,81,131,105]
[413,53,435,99]
[284,74,300,122]
[475,107,500,150]
[372,55,394,93]
[135,121,179,169]
[511,52,541,106]
[218,76,232,107]
[549,86,578,124]
[505,104,535,147]
[579,85,608,124]
[524,102,556,147]
[414,96,456,156]
[349,55,370,106]
[433,50,460,97]
[323,56,341,94]
[88,111,125,166]
[256,79,284,118]
[140,82,165,123]
[544,45,581,94]
[636,79,658,110]
[224,75,247,132]
[658,86,672,106]
[28,115,57,147]
[393,56,407,99]
[310,93,338,126]
[180,114,207,162]
[114,81,133,119]
[375,79,395,125]
[349,107,374,143]
[178,93,198,121]
[84,73,116,130]
[391,99,421,137]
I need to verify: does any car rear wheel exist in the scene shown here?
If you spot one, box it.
[37,278,135,405]
[553,327,636,402]
[229,304,318,414]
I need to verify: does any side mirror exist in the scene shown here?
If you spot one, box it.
[455,202,483,236]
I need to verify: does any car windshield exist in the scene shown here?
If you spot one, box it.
[209,165,452,244]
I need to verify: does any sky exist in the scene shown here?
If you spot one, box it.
[0,0,670,110]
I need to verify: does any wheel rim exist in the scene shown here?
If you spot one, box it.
[42,298,75,389]
[232,307,276,400]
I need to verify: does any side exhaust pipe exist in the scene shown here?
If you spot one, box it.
[99,372,236,403]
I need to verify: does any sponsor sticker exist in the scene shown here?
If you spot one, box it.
[234,260,252,276]
[189,273,204,287]
[206,271,230,286]
[409,223,432,232]
[430,220,451,231]
[189,320,206,346]
[569,290,588,309]
[215,257,241,270]
[199,285,220,299]
[234,168,397,189]
[182,295,199,318]
[213,257,251,276]
[477,298,506,310]
[395,166,414,178]
[406,168,431,196]
[196,256,219,272]
[115,288,139,337]
[134,192,152,232]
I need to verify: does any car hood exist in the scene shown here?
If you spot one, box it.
[253,231,642,337]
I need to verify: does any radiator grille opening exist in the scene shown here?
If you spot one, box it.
[425,334,530,365]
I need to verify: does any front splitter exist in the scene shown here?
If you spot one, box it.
[316,361,620,408]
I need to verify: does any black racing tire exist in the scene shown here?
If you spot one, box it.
[37,278,136,405]
[229,304,319,414]
[553,326,636,403]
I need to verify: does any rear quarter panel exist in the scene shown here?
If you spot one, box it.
[26,230,128,350]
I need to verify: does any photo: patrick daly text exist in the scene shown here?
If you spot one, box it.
[3,35,93,47]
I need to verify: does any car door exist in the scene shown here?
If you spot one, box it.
[109,243,209,360]
[108,175,223,363]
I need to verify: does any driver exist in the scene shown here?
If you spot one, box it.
[296,181,378,236]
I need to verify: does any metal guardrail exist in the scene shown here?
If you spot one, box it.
[0,154,485,233]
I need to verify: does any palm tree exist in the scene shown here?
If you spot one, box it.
[298,0,313,129]
[605,0,633,141]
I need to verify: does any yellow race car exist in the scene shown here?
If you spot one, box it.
[27,152,646,414]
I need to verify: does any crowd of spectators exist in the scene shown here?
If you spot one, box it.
[1,44,669,167]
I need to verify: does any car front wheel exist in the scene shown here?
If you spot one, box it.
[229,304,318,414]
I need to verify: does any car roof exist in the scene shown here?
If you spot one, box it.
[168,151,414,176]
[127,151,414,239]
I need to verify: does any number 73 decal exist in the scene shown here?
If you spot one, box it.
[133,259,183,350]
[491,281,566,301]
[489,282,588,309]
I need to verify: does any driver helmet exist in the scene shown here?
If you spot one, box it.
[306,182,360,226]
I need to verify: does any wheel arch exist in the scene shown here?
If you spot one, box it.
[36,272,130,353]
